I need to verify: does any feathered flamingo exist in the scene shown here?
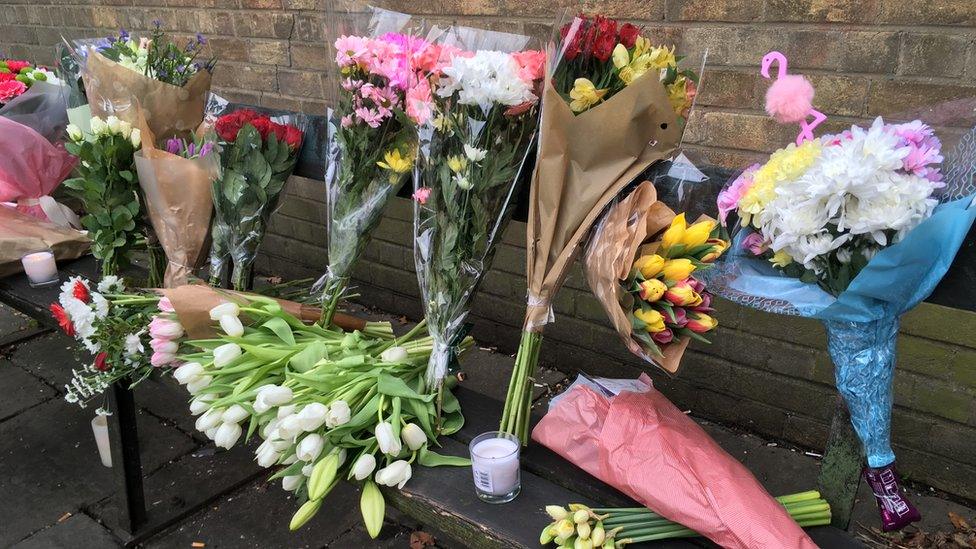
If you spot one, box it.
[760,51,826,146]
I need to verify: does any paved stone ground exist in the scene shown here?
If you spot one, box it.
[1,300,974,548]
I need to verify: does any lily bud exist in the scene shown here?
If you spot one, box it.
[573,509,589,524]
[374,459,412,489]
[213,343,242,368]
[289,498,322,531]
[297,402,328,431]
[574,537,593,549]
[554,519,575,540]
[577,522,591,540]
[260,385,294,406]
[591,522,605,545]
[214,422,242,449]
[638,279,667,302]
[375,422,402,456]
[351,453,377,480]
[546,505,569,521]
[308,453,339,500]
[326,400,351,427]
[219,314,244,337]
[661,258,696,281]
[173,362,204,384]
[380,346,409,363]
[208,301,240,320]
[633,254,665,279]
[401,423,426,451]
[195,408,222,432]
[296,433,325,462]
[185,375,213,395]
[281,474,302,492]
[222,404,249,424]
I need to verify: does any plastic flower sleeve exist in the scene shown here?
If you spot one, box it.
[413,23,543,389]
[0,80,70,143]
[0,117,78,227]
[208,106,307,290]
[314,5,421,325]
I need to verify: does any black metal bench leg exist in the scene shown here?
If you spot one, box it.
[109,381,147,534]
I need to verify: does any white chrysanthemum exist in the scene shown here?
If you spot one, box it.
[91,293,110,320]
[124,332,145,358]
[97,276,124,293]
[436,50,536,107]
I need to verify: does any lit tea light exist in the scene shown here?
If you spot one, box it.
[21,250,59,287]
[469,431,521,503]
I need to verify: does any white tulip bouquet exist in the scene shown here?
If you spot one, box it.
[174,297,471,537]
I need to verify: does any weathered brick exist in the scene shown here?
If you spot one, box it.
[259,93,304,113]
[293,13,324,43]
[879,0,976,26]
[910,377,974,423]
[235,11,294,39]
[241,0,282,8]
[765,0,880,23]
[899,33,973,78]
[696,69,761,110]
[897,335,955,380]
[902,303,976,350]
[290,43,330,71]
[248,39,290,65]
[212,63,278,92]
[669,0,762,22]
[277,69,325,98]
[867,80,976,126]
[207,37,249,62]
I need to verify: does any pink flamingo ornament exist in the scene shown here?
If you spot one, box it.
[760,51,826,146]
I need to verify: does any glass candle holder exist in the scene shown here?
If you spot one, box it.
[469,431,521,504]
[21,250,59,287]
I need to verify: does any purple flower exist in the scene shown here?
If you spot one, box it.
[118,28,129,41]
[165,138,183,155]
[198,142,214,158]
[196,33,207,45]
[152,19,162,29]
[186,142,196,157]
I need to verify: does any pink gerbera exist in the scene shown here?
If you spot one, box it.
[334,35,369,67]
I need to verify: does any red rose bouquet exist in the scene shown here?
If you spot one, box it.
[208,108,306,290]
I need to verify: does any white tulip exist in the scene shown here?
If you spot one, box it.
[188,398,210,416]
[277,404,296,419]
[222,404,249,424]
[253,393,271,414]
[375,460,412,489]
[259,385,293,406]
[277,414,303,440]
[297,402,328,432]
[296,434,325,462]
[375,422,402,456]
[129,128,141,148]
[255,442,280,467]
[66,123,82,141]
[213,343,242,368]
[105,115,122,134]
[185,375,213,395]
[351,454,376,481]
[281,475,302,492]
[401,423,427,451]
[282,454,299,465]
[195,408,222,432]
[173,362,204,385]
[380,346,409,363]
[301,463,314,477]
[214,422,243,449]
[209,302,240,320]
[205,426,218,440]
[90,117,107,135]
[337,448,347,466]
[261,417,281,438]
[269,438,292,452]
[219,314,244,337]
[326,400,351,427]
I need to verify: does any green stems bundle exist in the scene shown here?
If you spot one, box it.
[540,491,831,548]
[499,330,542,443]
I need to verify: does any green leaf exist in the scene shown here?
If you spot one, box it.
[262,317,296,346]
[360,480,385,539]
[239,343,293,361]
[418,447,471,467]
[289,340,328,372]
[376,373,434,402]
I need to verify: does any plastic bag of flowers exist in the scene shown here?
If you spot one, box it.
[313,5,424,326]
[582,180,726,373]
[133,111,220,287]
[206,104,306,290]
[704,52,976,532]
[412,22,544,406]
[501,11,700,443]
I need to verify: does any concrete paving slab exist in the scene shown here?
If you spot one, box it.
[0,360,55,421]
[8,331,87,391]
[12,513,121,549]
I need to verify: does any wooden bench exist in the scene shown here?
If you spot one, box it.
[0,256,861,547]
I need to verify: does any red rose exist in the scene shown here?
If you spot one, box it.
[618,23,641,49]
[248,117,274,140]
[50,303,74,336]
[94,352,109,372]
[269,121,289,144]
[72,280,90,303]
[592,32,616,62]
[214,109,261,142]
[4,60,31,73]
[283,125,304,149]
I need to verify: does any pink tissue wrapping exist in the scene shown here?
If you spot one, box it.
[532,375,818,549]
[0,117,76,221]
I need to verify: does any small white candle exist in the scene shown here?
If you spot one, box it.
[21,251,58,285]
[91,414,113,468]
[470,434,520,498]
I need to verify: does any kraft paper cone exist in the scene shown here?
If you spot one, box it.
[525,73,680,330]
[583,181,689,373]
[82,49,211,141]
[134,117,217,287]
[161,284,367,339]
[0,206,89,278]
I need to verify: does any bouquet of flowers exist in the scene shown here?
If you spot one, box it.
[208,108,305,290]
[583,181,725,372]
[0,59,53,106]
[169,294,470,537]
[413,26,544,397]
[48,275,177,409]
[316,10,427,326]
[706,60,976,529]
[63,115,144,276]
[134,116,220,287]
[501,12,697,442]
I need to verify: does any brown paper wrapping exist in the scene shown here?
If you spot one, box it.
[160,284,367,340]
[525,73,680,330]
[0,206,90,278]
[582,181,690,373]
[82,49,211,141]
[134,117,217,287]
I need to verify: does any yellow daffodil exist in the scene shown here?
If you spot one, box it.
[770,250,793,268]
[634,308,666,333]
[633,254,665,278]
[661,258,695,281]
[569,78,608,113]
[447,155,467,173]
[660,214,686,250]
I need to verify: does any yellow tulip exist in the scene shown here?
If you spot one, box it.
[681,219,716,248]
[701,238,729,262]
[569,78,608,113]
[634,308,666,333]
[687,313,718,334]
[770,250,793,268]
[638,279,667,302]
[661,258,695,281]
[660,214,686,251]
[633,254,665,278]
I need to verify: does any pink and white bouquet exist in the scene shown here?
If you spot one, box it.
[49,275,180,408]
[317,23,432,326]
[718,117,943,295]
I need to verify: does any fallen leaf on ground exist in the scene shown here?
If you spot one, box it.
[410,530,435,549]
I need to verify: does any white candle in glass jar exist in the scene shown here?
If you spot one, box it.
[470,433,520,498]
[21,251,58,285]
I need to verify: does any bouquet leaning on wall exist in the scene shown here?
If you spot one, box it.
[413,24,545,407]
[500,12,698,443]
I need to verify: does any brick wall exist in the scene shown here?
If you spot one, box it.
[7,0,976,499]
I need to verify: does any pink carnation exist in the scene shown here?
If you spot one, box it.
[0,80,27,103]
[511,50,546,85]
[413,187,432,205]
